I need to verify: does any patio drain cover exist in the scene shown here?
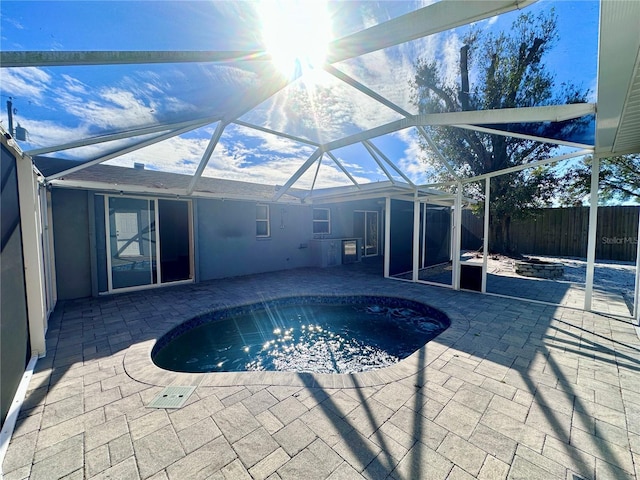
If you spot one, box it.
[147,386,196,409]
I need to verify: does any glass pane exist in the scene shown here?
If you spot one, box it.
[389,201,413,276]
[109,197,156,289]
[420,203,453,287]
[366,212,378,256]
[256,221,269,237]
[313,222,329,235]
[159,199,191,283]
[256,205,268,220]
[313,208,329,220]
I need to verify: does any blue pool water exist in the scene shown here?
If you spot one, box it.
[152,296,450,374]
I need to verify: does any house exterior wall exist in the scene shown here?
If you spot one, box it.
[51,189,92,299]
[196,198,314,280]
[49,190,388,299]
[317,199,383,240]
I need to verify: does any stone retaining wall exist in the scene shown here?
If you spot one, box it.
[514,261,564,279]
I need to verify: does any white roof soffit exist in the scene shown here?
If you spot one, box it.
[596,0,640,156]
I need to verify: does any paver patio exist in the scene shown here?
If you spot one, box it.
[3,261,639,480]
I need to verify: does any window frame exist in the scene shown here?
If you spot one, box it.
[256,204,270,238]
[313,207,331,235]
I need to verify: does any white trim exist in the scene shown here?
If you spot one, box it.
[256,203,271,238]
[0,355,38,477]
[312,208,331,235]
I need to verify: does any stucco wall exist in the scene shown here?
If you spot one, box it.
[52,189,92,299]
[197,198,314,280]
[316,199,382,240]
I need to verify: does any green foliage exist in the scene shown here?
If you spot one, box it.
[411,9,590,252]
[560,154,640,205]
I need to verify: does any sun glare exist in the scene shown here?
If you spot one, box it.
[259,0,332,78]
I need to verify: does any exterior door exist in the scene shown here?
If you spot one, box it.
[107,197,157,290]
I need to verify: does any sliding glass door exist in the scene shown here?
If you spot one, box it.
[108,197,157,290]
[106,196,192,292]
[354,210,379,257]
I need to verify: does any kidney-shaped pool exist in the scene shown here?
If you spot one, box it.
[152,295,450,374]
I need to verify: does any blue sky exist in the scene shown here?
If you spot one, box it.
[0,0,599,188]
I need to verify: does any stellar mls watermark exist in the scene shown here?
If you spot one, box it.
[602,236,638,245]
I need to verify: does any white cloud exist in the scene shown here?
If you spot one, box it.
[0,67,51,101]
[55,87,158,131]
[441,32,462,86]
[61,74,88,94]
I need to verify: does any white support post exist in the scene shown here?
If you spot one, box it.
[584,156,600,311]
[413,191,420,282]
[384,196,391,278]
[421,202,427,269]
[633,206,640,323]
[453,183,463,290]
[16,158,47,356]
[482,177,490,293]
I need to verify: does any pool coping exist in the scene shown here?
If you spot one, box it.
[123,293,468,389]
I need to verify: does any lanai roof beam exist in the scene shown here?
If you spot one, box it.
[362,142,397,185]
[452,124,594,149]
[27,116,219,157]
[325,152,361,189]
[364,140,415,187]
[187,121,227,195]
[232,120,320,147]
[46,122,205,181]
[273,148,323,201]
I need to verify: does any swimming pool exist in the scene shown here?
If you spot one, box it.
[151,295,450,374]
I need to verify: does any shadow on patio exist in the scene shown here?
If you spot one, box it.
[3,262,639,479]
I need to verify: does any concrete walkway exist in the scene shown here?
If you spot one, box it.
[3,262,639,480]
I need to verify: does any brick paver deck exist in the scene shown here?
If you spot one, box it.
[3,262,639,479]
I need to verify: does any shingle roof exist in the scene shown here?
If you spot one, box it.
[43,161,306,203]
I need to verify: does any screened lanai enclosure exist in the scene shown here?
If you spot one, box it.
[1,0,640,410]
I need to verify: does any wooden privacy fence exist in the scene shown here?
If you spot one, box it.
[462,206,640,261]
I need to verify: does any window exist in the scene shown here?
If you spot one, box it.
[256,204,270,237]
[313,208,331,235]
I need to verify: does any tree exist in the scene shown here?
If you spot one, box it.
[411,9,590,253]
[560,154,640,205]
